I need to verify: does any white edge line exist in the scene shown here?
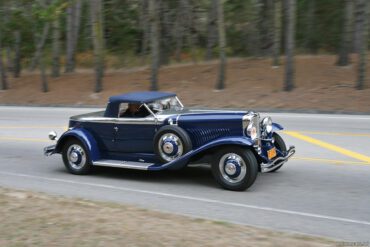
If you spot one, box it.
[1,171,370,227]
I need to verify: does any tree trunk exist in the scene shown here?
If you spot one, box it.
[52,17,61,77]
[353,1,362,53]
[356,0,369,90]
[284,0,296,91]
[249,0,262,56]
[305,0,316,53]
[66,0,82,73]
[149,0,159,91]
[139,0,150,59]
[215,0,226,90]
[174,2,184,62]
[159,0,171,66]
[0,31,8,90]
[272,0,282,67]
[183,0,196,64]
[40,50,48,93]
[205,0,218,61]
[72,0,82,71]
[13,31,21,78]
[29,23,50,71]
[6,47,13,72]
[337,0,353,66]
[90,0,104,93]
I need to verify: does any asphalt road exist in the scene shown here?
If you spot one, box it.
[1,106,370,241]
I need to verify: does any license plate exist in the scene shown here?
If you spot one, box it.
[267,147,277,159]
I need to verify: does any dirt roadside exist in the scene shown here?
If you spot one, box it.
[0,55,369,113]
[0,187,335,247]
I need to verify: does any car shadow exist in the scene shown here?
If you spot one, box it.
[54,164,218,189]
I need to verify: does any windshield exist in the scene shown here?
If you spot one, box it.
[147,97,183,114]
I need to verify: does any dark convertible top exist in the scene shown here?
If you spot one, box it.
[109,91,176,104]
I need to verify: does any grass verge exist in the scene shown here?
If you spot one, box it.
[0,187,336,247]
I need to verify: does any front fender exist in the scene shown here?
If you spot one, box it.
[55,128,100,161]
[149,136,254,170]
[272,122,284,132]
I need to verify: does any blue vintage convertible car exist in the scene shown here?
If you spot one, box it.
[44,91,295,191]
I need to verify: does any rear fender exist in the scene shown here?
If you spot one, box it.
[55,128,100,161]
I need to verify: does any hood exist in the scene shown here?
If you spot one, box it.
[159,108,249,148]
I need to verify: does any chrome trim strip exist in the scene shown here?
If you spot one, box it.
[261,145,296,173]
[93,159,154,170]
[75,116,162,125]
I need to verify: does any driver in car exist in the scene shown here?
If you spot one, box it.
[120,103,149,118]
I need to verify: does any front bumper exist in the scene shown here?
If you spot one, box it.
[44,145,56,156]
[260,145,295,173]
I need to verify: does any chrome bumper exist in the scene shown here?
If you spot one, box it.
[261,145,295,173]
[44,145,56,156]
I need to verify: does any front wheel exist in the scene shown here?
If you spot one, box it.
[62,139,92,175]
[211,147,258,191]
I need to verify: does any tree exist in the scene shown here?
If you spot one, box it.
[356,0,369,90]
[40,49,48,92]
[0,30,8,90]
[283,0,296,91]
[337,0,353,66]
[215,0,226,90]
[65,0,82,73]
[272,0,282,67]
[29,23,50,71]
[205,0,218,60]
[13,30,21,78]
[139,0,149,59]
[90,0,105,92]
[149,0,159,91]
[52,16,61,77]
[174,1,184,62]
[305,0,317,53]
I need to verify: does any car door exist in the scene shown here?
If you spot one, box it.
[112,116,158,153]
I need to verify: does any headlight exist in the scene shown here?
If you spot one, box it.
[262,117,273,134]
[246,122,257,140]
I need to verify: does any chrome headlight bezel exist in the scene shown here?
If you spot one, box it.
[247,122,257,140]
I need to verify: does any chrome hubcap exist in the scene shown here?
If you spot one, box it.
[158,133,183,162]
[67,144,86,170]
[163,142,174,154]
[69,152,79,163]
[219,153,247,184]
[225,162,237,176]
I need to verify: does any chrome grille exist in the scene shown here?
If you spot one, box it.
[253,113,262,148]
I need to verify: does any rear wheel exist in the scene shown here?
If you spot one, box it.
[62,139,92,175]
[268,133,287,173]
[211,147,258,191]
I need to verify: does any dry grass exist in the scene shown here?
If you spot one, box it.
[0,55,370,113]
[0,187,335,247]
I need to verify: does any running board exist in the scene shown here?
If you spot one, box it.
[93,159,154,170]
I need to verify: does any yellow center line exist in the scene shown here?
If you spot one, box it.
[0,137,50,143]
[282,130,370,138]
[285,131,370,163]
[293,156,370,166]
